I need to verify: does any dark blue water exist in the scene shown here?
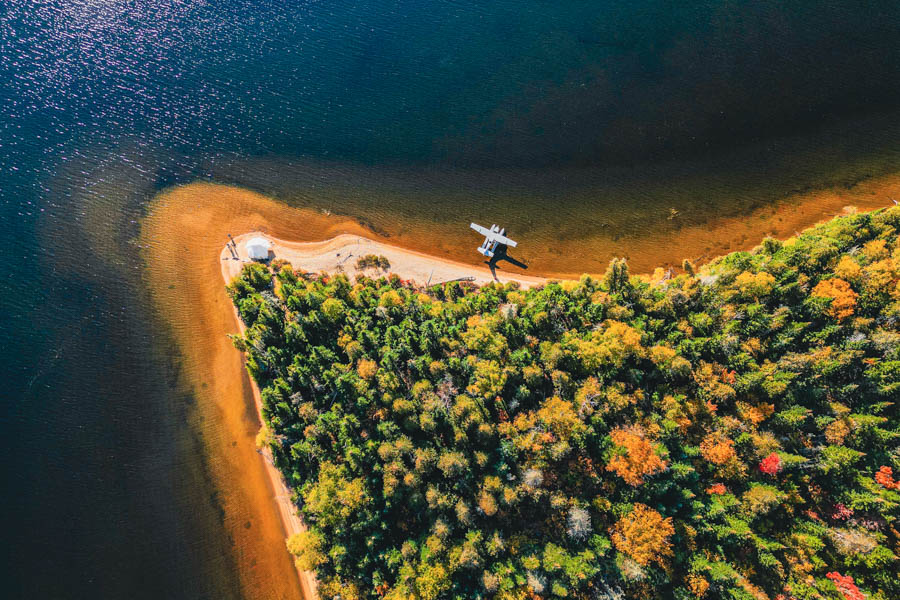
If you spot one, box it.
[3,1,900,598]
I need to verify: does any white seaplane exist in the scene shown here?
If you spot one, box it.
[470,223,517,258]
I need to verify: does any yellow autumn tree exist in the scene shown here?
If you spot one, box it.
[303,462,369,529]
[467,358,507,399]
[834,256,861,282]
[734,270,776,298]
[461,314,508,359]
[649,344,692,378]
[862,258,897,295]
[378,289,402,307]
[567,320,644,371]
[537,396,587,442]
[862,238,889,261]
[825,418,853,445]
[575,377,603,416]
[286,530,327,570]
[606,427,668,486]
[693,361,736,402]
[611,503,674,566]
[811,278,858,321]
[603,320,644,365]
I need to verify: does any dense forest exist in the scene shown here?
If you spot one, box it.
[228,208,899,600]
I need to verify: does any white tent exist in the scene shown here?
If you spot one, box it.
[246,236,272,260]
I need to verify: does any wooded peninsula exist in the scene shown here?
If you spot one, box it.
[228,208,899,600]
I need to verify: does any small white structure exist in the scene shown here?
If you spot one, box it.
[246,236,272,261]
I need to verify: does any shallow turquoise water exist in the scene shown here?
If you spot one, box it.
[2,1,900,597]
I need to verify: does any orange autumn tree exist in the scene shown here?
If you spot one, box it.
[811,278,858,321]
[700,432,736,465]
[611,503,675,567]
[606,426,668,486]
[357,358,377,380]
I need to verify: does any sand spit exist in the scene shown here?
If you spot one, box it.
[140,185,345,600]
[141,176,894,600]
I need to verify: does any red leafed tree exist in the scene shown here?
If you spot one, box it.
[831,503,853,521]
[706,483,727,495]
[759,452,781,475]
[875,466,900,490]
[826,572,865,600]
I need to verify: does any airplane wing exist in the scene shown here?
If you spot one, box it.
[492,233,517,247]
[470,223,518,247]
[470,223,491,236]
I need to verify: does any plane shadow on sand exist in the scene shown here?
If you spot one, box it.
[485,244,528,282]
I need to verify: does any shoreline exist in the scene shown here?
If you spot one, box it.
[221,258,319,600]
[141,177,894,600]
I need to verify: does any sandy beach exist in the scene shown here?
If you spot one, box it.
[221,232,545,288]
[140,178,894,600]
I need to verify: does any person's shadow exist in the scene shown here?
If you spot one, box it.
[486,244,528,281]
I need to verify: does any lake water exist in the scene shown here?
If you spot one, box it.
[3,1,900,598]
